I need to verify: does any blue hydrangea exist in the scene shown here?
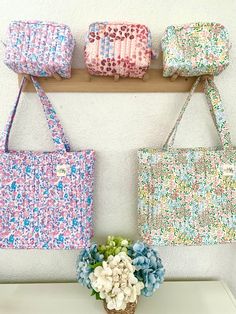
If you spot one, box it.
[76,244,104,289]
[128,242,165,297]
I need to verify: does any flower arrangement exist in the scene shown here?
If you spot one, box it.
[76,236,165,313]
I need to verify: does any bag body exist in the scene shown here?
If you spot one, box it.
[84,22,152,78]
[0,78,95,249]
[4,21,75,78]
[138,78,236,246]
[162,22,230,77]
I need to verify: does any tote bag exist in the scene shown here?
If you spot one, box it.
[138,77,236,246]
[0,77,95,249]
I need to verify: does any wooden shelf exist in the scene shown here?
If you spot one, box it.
[18,69,204,93]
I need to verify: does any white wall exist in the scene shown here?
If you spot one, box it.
[0,0,235,296]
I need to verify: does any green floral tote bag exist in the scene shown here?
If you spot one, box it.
[138,77,236,246]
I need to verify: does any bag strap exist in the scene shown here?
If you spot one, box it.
[163,77,232,150]
[0,76,70,153]
[204,78,232,148]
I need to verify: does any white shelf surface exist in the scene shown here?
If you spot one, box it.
[0,281,235,314]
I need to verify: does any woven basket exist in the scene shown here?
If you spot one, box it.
[103,301,137,314]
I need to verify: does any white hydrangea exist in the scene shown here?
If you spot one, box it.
[89,252,144,311]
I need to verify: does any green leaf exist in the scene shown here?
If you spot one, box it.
[95,292,102,300]
[89,262,102,269]
[91,289,96,296]
[90,289,102,301]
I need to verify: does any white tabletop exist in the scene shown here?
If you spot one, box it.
[0,281,235,314]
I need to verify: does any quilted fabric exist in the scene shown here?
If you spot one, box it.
[0,77,95,249]
[84,22,152,78]
[138,78,236,246]
[4,20,75,78]
[162,22,230,77]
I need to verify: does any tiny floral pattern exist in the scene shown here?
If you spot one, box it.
[85,22,152,78]
[0,78,95,249]
[162,22,230,77]
[4,20,75,78]
[138,78,236,246]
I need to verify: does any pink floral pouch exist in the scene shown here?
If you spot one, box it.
[84,22,152,78]
[4,20,75,78]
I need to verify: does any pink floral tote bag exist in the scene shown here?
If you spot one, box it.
[0,77,95,249]
[138,77,236,246]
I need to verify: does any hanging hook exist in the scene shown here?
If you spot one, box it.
[52,72,62,81]
[170,73,179,82]
[200,75,213,82]
[1,40,6,47]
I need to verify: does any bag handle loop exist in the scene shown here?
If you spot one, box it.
[163,77,232,150]
[0,76,70,153]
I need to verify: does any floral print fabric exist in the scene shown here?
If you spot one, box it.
[138,78,236,246]
[4,21,75,78]
[85,22,152,78]
[0,78,95,249]
[162,22,230,77]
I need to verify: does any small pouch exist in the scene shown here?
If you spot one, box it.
[84,22,152,78]
[4,20,75,78]
[161,22,230,77]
